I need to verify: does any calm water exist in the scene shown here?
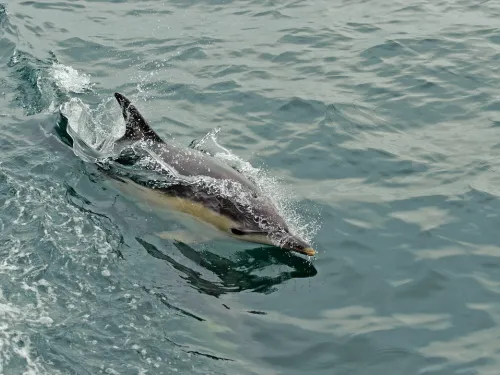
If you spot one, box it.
[2,0,500,374]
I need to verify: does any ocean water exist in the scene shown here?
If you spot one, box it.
[2,0,500,374]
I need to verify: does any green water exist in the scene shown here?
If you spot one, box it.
[2,1,500,374]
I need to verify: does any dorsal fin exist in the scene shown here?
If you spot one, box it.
[114,92,164,143]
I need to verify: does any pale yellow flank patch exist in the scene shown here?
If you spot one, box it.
[110,177,279,248]
[111,177,237,231]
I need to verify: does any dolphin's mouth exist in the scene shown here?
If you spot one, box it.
[230,228,316,256]
[294,247,316,256]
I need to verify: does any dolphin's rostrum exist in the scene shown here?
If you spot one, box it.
[111,92,316,256]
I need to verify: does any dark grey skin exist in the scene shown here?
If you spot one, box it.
[111,92,315,256]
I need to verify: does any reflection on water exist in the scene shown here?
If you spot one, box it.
[136,237,317,297]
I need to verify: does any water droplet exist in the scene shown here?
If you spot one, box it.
[39,316,53,326]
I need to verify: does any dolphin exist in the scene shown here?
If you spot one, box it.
[106,92,315,256]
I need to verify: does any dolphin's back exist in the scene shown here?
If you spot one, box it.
[113,92,257,191]
[152,142,258,191]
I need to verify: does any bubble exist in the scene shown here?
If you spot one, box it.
[38,316,53,326]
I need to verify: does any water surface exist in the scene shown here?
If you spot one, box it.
[2,1,500,374]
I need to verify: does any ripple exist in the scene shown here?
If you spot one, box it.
[20,1,85,11]
[172,46,208,61]
[0,3,17,37]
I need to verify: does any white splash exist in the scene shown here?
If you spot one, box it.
[50,63,92,94]
[61,97,124,162]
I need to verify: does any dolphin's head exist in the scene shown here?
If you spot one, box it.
[225,196,316,257]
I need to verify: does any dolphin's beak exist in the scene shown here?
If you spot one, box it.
[282,234,316,257]
[301,247,317,256]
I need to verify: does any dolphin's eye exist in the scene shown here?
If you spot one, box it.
[231,228,245,236]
